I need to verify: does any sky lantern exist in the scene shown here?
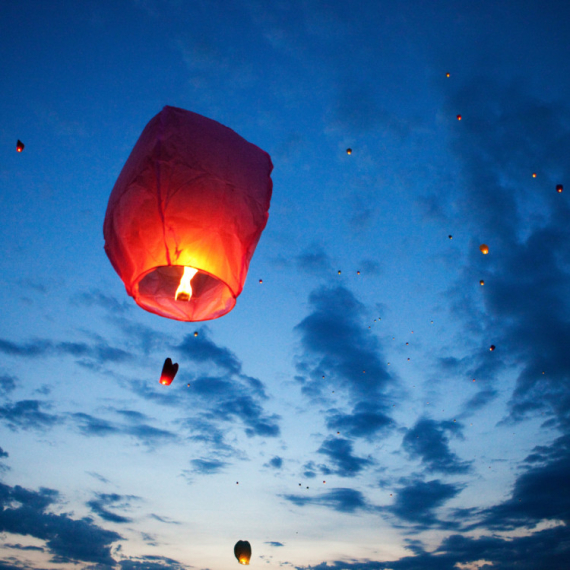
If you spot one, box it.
[457,114,462,121]
[446,72,450,77]
[103,106,273,321]
[489,345,496,351]
[159,357,178,386]
[480,280,485,286]
[346,148,352,155]
[556,184,563,193]
[480,244,489,254]
[16,140,24,152]
[234,540,251,565]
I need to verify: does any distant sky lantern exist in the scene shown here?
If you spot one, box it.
[446,72,450,77]
[457,114,462,120]
[489,345,496,351]
[480,244,489,254]
[480,280,485,286]
[234,541,251,565]
[346,148,352,155]
[103,106,273,321]
[448,235,452,239]
[532,173,537,178]
[159,357,178,386]
[556,184,563,193]
[16,140,24,152]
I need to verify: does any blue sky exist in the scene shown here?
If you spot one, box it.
[2,1,570,569]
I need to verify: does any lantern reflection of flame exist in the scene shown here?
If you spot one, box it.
[239,557,249,565]
[175,267,198,301]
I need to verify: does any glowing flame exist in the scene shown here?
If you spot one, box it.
[239,557,250,565]
[175,267,198,301]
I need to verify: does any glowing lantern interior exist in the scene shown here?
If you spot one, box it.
[104,106,273,321]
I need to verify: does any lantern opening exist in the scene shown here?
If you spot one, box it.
[135,266,235,322]
[175,266,199,301]
[238,557,249,565]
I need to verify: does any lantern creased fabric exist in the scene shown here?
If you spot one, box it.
[103,106,273,321]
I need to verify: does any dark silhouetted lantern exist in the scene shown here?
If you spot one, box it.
[480,280,484,286]
[446,72,450,77]
[234,540,251,565]
[489,345,495,351]
[159,357,178,386]
[556,184,563,193]
[16,140,24,152]
[480,244,489,254]
[457,114,462,121]
[104,106,273,321]
[448,235,452,239]
[346,148,352,155]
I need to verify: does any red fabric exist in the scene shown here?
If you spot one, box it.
[104,106,273,321]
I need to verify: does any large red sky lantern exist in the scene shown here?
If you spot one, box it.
[103,106,273,321]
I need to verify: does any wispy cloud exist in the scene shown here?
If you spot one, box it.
[282,487,372,513]
[70,411,178,446]
[0,337,131,364]
[87,493,140,524]
[294,286,395,407]
[402,418,471,474]
[326,402,394,440]
[0,400,61,431]
[265,456,283,469]
[317,437,373,477]
[189,458,228,475]
[0,481,121,565]
[388,478,463,529]
[0,374,17,396]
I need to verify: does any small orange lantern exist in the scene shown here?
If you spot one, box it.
[556,184,563,193]
[446,72,450,77]
[346,148,352,155]
[489,345,495,351]
[480,244,489,254]
[234,540,251,565]
[480,280,485,286]
[159,357,178,386]
[457,114,462,121]
[104,107,273,321]
[16,140,24,152]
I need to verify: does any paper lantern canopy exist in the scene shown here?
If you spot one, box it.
[103,106,273,321]
[234,540,251,565]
